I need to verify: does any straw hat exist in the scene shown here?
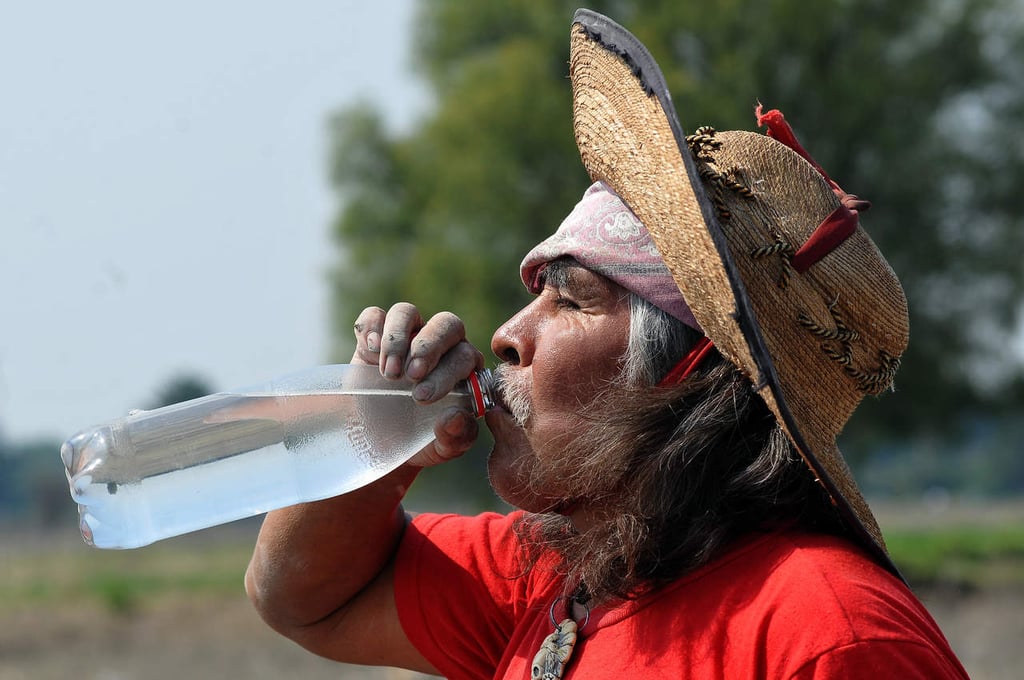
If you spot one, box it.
[569,9,909,577]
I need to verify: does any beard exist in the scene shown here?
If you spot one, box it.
[486,362,547,511]
[486,362,631,515]
[492,362,531,427]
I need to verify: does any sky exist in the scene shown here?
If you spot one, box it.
[0,1,428,442]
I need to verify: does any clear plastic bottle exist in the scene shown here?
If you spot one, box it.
[60,364,494,549]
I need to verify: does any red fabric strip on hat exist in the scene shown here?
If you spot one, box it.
[658,337,715,387]
[755,105,841,193]
[755,104,868,272]
[790,205,859,274]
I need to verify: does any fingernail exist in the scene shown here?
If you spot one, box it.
[443,410,471,436]
[366,332,381,353]
[406,357,427,380]
[412,382,434,401]
[384,354,402,378]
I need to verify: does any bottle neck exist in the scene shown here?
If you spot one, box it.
[468,369,496,417]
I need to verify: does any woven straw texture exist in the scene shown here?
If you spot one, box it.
[569,22,909,557]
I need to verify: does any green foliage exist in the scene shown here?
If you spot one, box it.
[327,2,597,358]
[326,0,1024,499]
[888,525,1024,589]
[148,374,215,409]
[859,415,1024,497]
[0,439,76,526]
[0,531,250,614]
[82,566,244,615]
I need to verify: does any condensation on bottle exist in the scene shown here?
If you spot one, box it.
[60,364,495,549]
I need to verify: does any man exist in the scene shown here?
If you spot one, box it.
[246,10,967,679]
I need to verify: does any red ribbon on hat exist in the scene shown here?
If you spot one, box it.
[660,106,869,387]
[658,337,715,387]
[755,104,868,273]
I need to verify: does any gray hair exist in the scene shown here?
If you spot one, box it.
[517,293,845,604]
[537,258,698,386]
[623,293,702,386]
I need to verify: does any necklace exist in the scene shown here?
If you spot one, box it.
[531,592,591,680]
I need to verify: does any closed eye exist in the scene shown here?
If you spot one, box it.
[555,296,581,311]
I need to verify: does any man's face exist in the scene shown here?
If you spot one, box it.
[485,260,631,512]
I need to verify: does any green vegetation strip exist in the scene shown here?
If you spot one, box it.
[1,539,252,613]
[886,525,1024,589]
[4,525,1023,614]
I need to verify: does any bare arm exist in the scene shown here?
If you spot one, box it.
[245,303,484,670]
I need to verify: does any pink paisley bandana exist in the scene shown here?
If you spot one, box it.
[520,181,700,331]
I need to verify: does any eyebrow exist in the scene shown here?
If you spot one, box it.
[537,257,581,290]
[539,258,615,302]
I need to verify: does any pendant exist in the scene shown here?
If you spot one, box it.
[531,618,578,680]
[531,595,590,679]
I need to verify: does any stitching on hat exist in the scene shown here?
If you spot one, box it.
[684,128,899,395]
[798,301,860,343]
[798,303,900,395]
[687,128,795,288]
[750,240,795,289]
[685,127,754,223]
[852,351,901,395]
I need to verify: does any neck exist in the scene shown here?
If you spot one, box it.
[566,506,598,535]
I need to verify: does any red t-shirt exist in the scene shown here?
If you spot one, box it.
[394,511,967,679]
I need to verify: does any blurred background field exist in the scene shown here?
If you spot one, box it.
[2,497,1023,679]
[5,0,1024,678]
[0,521,432,680]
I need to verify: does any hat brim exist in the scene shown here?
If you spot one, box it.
[569,8,902,580]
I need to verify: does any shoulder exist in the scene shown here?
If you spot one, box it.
[567,530,965,678]
[723,531,932,635]
[402,510,529,574]
[745,531,927,624]
[703,530,968,678]
[398,510,561,603]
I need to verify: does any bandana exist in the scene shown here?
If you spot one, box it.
[520,182,700,331]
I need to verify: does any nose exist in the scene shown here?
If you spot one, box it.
[491,304,534,366]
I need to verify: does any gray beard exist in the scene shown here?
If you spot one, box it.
[493,363,532,428]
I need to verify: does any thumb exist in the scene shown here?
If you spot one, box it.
[406,408,479,467]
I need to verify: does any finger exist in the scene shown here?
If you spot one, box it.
[379,302,424,378]
[410,340,485,404]
[405,311,468,380]
[351,307,386,364]
[407,407,479,467]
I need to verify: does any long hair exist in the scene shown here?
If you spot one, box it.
[517,295,845,604]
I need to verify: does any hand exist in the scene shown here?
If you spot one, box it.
[351,303,485,466]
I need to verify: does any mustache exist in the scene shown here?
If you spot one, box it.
[492,363,531,428]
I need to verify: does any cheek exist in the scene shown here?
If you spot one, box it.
[534,327,629,405]
[485,411,554,511]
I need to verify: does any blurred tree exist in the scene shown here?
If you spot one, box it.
[21,440,73,526]
[0,439,75,526]
[148,374,215,409]
[0,374,217,525]
[326,0,1024,488]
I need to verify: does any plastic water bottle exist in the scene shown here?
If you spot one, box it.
[60,364,495,549]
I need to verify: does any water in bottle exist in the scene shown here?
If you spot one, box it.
[61,364,494,549]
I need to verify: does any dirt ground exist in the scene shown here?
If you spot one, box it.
[4,501,1022,679]
[1,581,1019,679]
[919,586,1024,679]
[0,597,431,680]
